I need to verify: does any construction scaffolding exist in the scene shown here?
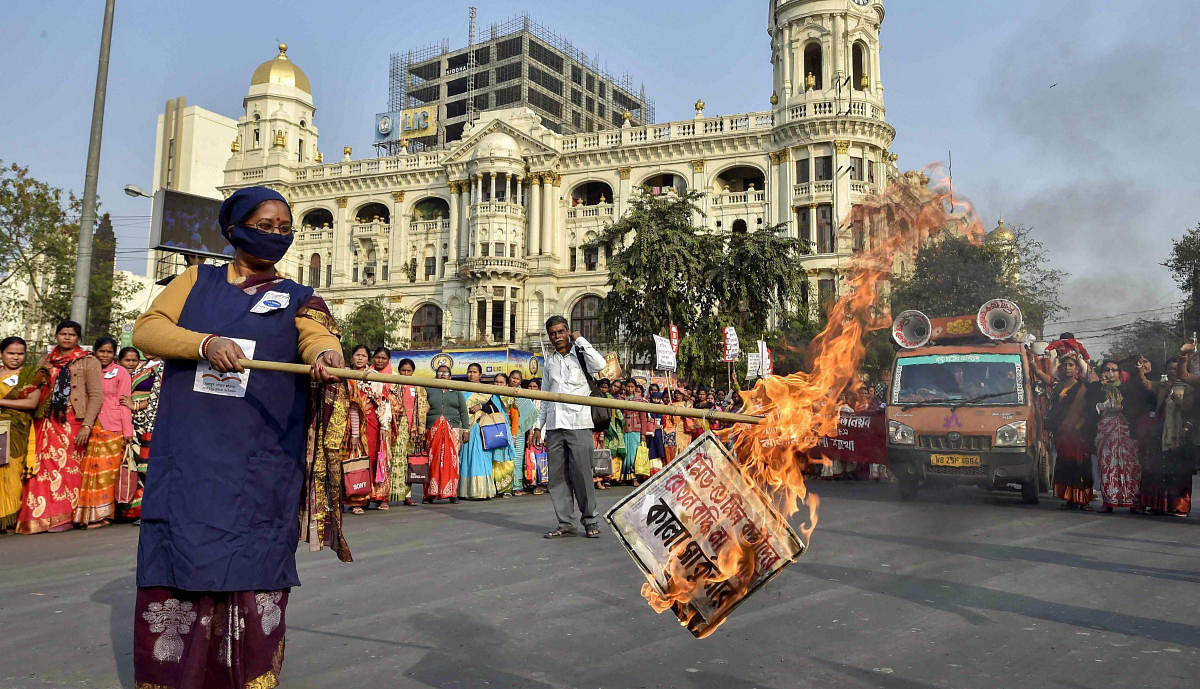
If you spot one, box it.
[380,11,655,155]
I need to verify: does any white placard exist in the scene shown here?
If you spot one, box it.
[722,326,740,362]
[653,334,677,371]
[606,432,804,638]
[746,353,762,379]
[757,340,772,377]
[193,338,256,398]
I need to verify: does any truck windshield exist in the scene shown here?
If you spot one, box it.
[892,353,1024,406]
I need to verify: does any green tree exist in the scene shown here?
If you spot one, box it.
[588,189,812,382]
[0,161,81,344]
[1163,222,1200,333]
[890,226,1066,335]
[338,296,411,359]
[1104,318,1185,369]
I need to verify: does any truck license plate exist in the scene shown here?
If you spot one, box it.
[930,453,981,467]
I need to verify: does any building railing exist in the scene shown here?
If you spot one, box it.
[352,222,390,237]
[458,256,530,276]
[472,202,526,218]
[295,151,445,181]
[566,203,616,219]
[560,112,776,152]
[712,191,767,206]
[410,219,451,234]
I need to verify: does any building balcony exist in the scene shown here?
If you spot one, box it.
[410,219,450,235]
[295,227,334,244]
[458,256,530,280]
[352,222,391,238]
[711,191,767,207]
[793,181,833,204]
[471,202,526,220]
[566,203,616,224]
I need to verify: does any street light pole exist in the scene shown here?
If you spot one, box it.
[69,0,117,334]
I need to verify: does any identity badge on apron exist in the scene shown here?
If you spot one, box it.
[250,291,291,314]
[104,368,119,379]
[193,337,257,398]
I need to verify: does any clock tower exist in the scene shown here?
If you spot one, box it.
[227,43,320,182]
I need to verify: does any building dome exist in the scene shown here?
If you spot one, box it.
[472,131,522,161]
[987,218,1016,244]
[251,43,311,93]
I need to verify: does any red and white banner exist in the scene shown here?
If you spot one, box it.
[669,324,680,353]
[722,326,740,362]
[813,410,887,465]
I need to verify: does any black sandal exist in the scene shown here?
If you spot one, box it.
[585,526,601,539]
[544,527,575,538]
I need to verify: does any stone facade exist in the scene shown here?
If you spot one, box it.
[212,0,898,350]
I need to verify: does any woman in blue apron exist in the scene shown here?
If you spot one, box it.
[131,186,348,689]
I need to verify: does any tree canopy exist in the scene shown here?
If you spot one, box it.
[339,296,410,359]
[889,225,1066,335]
[587,189,813,382]
[1164,222,1200,334]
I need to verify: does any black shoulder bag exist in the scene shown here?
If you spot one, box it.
[575,346,612,433]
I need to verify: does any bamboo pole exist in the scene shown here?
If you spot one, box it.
[237,359,764,426]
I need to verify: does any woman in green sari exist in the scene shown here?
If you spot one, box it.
[0,337,44,533]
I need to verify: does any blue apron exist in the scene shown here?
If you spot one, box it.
[137,265,315,592]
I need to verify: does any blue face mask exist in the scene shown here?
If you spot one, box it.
[228,224,294,262]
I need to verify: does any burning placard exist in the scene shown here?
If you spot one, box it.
[605,432,804,638]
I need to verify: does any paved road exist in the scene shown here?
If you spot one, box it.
[1,478,1197,689]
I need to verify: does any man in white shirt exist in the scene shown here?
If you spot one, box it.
[532,315,607,538]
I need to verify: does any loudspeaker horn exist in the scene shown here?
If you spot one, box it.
[892,310,932,349]
[977,299,1023,341]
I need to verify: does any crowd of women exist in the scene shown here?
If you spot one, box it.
[0,320,162,535]
[1040,334,1196,518]
[333,350,740,514]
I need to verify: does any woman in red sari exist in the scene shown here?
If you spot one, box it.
[343,345,390,514]
[1049,356,1095,510]
[1093,360,1141,513]
[74,336,134,528]
[16,320,102,534]
[423,364,467,502]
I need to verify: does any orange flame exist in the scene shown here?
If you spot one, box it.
[641,166,983,634]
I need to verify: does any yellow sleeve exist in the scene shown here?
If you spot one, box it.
[132,266,206,360]
[296,316,342,364]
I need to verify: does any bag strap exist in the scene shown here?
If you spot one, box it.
[574,345,602,395]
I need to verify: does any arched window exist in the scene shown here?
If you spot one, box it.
[852,42,868,90]
[301,208,333,228]
[804,43,823,90]
[355,202,390,224]
[731,219,748,234]
[411,303,443,345]
[571,296,604,343]
[308,253,320,288]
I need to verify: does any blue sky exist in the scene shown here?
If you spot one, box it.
[2,0,1197,344]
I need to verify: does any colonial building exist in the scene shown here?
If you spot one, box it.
[181,0,899,350]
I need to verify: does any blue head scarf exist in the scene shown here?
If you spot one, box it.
[217,186,293,261]
[218,186,289,237]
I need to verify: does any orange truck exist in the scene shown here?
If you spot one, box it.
[884,302,1052,503]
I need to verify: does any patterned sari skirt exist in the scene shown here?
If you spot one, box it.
[1095,414,1141,509]
[75,420,125,525]
[16,415,83,534]
[134,587,288,689]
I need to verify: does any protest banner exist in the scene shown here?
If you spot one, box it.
[813,409,888,464]
[606,432,804,638]
[653,334,677,371]
[669,324,680,354]
[722,326,740,362]
[756,340,772,377]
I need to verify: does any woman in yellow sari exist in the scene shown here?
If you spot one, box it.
[0,337,44,533]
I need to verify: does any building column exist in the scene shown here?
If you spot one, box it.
[474,174,482,204]
[483,298,492,342]
[502,297,510,343]
[391,190,406,281]
[516,175,524,207]
[333,195,350,286]
[529,173,542,256]
[833,140,851,247]
[489,172,497,202]
[447,183,460,266]
[540,174,553,256]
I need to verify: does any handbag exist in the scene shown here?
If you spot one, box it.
[649,457,664,476]
[524,445,536,483]
[575,347,612,433]
[406,455,429,485]
[592,448,613,477]
[534,447,549,484]
[116,444,139,504]
[634,443,651,476]
[480,411,511,450]
[342,456,372,498]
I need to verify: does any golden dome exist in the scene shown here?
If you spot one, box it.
[987,218,1016,243]
[250,43,311,93]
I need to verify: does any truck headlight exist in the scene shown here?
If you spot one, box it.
[888,420,915,445]
[995,420,1027,447]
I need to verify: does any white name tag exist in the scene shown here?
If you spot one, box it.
[104,368,119,379]
[2,374,18,387]
[193,338,256,398]
[250,291,291,314]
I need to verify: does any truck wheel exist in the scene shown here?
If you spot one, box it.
[898,473,919,501]
[1021,480,1039,504]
